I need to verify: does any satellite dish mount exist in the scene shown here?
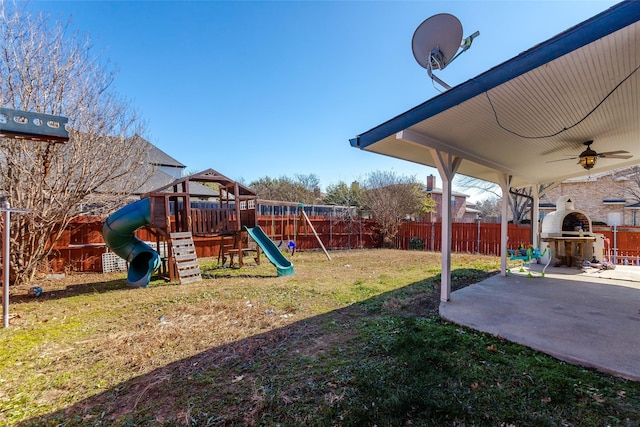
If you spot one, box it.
[412,14,479,90]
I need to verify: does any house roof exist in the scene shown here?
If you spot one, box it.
[186,168,257,197]
[350,1,640,190]
[138,136,186,169]
[134,169,175,194]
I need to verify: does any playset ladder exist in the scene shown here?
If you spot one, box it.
[169,232,202,284]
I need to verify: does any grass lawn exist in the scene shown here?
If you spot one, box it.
[1,249,639,426]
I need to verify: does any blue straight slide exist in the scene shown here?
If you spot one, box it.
[102,198,161,287]
[245,226,294,277]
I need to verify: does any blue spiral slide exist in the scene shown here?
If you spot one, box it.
[102,198,161,287]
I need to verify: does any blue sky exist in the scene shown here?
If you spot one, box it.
[29,1,619,195]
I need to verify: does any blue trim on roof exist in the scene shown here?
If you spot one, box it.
[350,1,640,150]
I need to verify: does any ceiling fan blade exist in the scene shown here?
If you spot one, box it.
[598,150,630,156]
[546,157,578,163]
[541,143,581,156]
[599,154,633,159]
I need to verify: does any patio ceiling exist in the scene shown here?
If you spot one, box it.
[350,1,640,190]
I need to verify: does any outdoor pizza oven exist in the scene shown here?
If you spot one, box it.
[541,196,592,238]
[540,196,604,266]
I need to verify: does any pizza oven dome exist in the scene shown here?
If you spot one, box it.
[541,196,592,237]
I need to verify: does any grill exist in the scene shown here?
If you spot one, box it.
[540,196,604,267]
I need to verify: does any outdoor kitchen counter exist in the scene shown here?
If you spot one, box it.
[541,236,596,267]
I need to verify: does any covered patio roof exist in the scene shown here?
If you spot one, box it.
[350,1,640,189]
[350,1,640,302]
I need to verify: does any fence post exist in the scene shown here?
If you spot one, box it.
[329,211,333,250]
[430,221,435,251]
[613,224,618,264]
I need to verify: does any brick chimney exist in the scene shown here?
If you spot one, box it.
[426,174,435,191]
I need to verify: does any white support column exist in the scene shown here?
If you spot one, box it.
[498,174,513,276]
[430,149,461,302]
[531,185,540,249]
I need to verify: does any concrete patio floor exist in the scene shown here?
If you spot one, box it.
[440,264,640,381]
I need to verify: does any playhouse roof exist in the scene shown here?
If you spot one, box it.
[145,168,257,199]
[137,169,219,198]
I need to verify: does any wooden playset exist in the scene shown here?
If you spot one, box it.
[140,168,260,281]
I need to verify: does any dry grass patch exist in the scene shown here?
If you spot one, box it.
[5,249,634,426]
[4,249,465,424]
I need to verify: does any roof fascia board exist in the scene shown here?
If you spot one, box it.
[350,1,640,150]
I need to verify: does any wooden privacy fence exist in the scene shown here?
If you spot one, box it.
[594,225,640,265]
[257,215,378,250]
[46,216,640,273]
[395,222,532,256]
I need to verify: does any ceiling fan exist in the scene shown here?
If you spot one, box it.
[548,140,632,170]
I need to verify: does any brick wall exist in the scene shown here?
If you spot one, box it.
[425,192,468,222]
[542,174,638,225]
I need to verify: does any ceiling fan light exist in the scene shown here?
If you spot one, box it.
[580,154,597,169]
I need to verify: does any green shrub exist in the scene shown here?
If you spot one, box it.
[409,237,425,250]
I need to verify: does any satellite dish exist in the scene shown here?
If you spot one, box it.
[412,13,479,90]
[412,14,462,71]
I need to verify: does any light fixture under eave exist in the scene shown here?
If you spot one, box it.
[579,141,599,170]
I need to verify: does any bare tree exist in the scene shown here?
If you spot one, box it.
[454,175,502,199]
[507,187,533,224]
[361,171,423,247]
[453,175,529,221]
[294,173,321,199]
[474,196,500,219]
[454,175,553,224]
[324,181,362,209]
[0,3,153,285]
[623,166,640,202]
[250,175,320,204]
[323,181,363,249]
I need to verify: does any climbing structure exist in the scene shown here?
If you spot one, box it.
[141,168,259,281]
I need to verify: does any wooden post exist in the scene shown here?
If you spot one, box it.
[234,182,241,231]
[2,200,9,328]
[299,206,331,260]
